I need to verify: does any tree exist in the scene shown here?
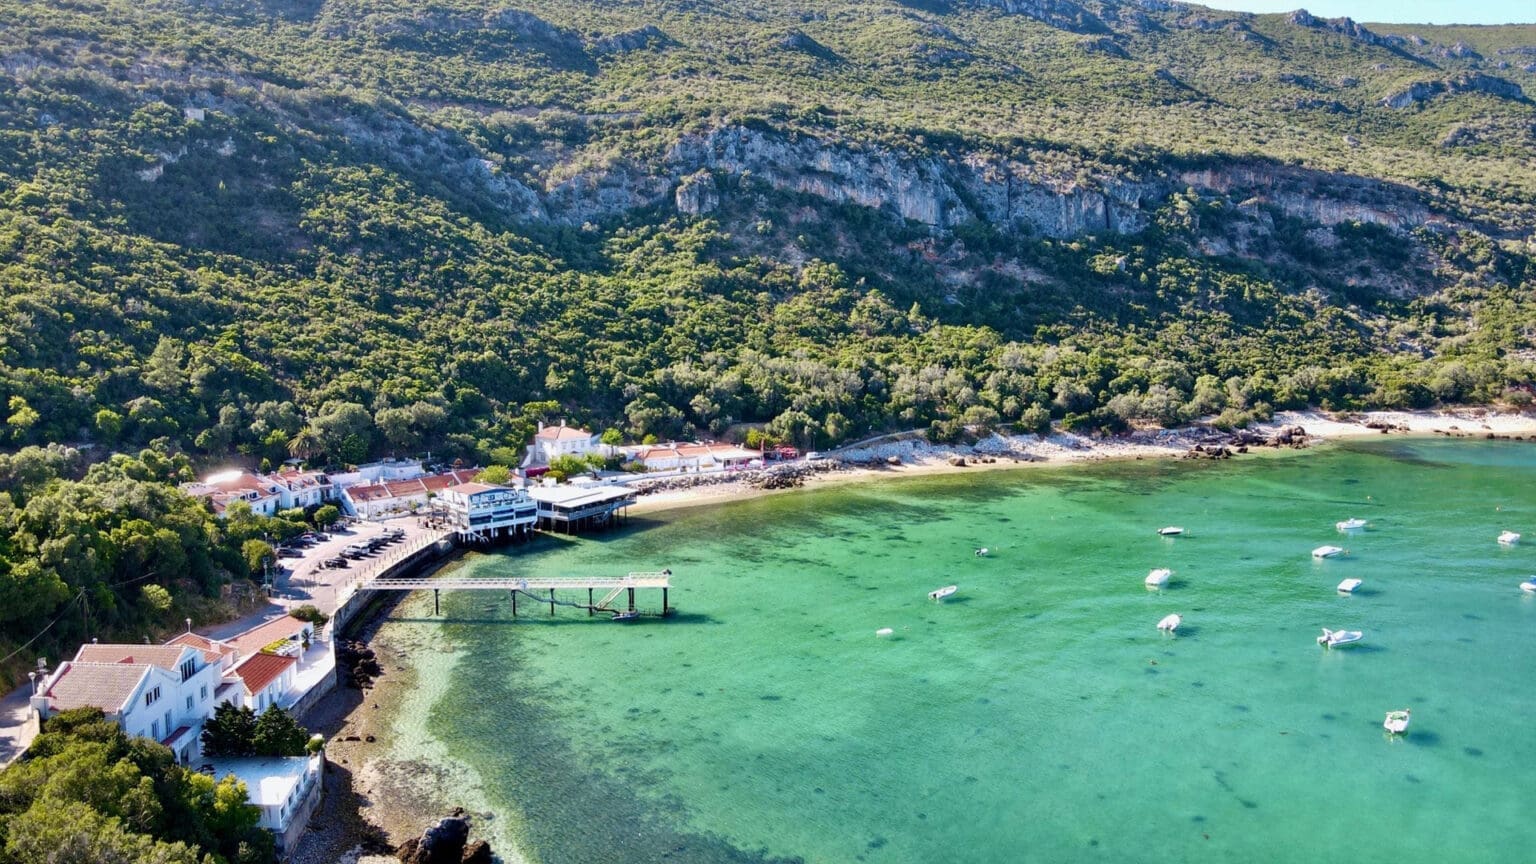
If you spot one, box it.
[200,703,258,758]
[474,464,512,485]
[600,428,624,447]
[251,708,309,757]
[313,504,340,527]
[240,540,274,581]
[140,585,173,614]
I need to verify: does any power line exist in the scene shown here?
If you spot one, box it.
[0,590,85,668]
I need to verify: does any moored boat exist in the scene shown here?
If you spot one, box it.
[1498,530,1521,545]
[1144,568,1172,588]
[1312,545,1346,559]
[875,627,894,637]
[1317,628,1363,648]
[1337,578,1363,594]
[1156,613,1181,633]
[1521,577,1536,593]
[1383,709,1411,735]
[1336,518,1368,531]
[929,585,958,601]
[1157,526,1184,536]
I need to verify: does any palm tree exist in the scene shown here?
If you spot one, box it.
[287,426,322,461]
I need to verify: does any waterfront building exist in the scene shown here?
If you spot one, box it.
[325,458,424,490]
[268,468,335,509]
[205,755,324,856]
[630,442,760,472]
[220,652,298,713]
[526,484,636,533]
[438,482,539,542]
[30,642,225,765]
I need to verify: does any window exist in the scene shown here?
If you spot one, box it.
[180,660,196,681]
[151,720,159,739]
[145,686,161,707]
[186,695,194,712]
[200,685,208,701]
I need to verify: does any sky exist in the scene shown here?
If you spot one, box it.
[1199,0,1535,25]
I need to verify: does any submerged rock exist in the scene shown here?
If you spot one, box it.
[397,815,469,864]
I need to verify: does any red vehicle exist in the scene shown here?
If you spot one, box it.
[772,446,800,460]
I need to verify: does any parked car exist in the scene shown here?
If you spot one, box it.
[277,548,303,559]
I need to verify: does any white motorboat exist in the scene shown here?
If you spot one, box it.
[1317,628,1363,648]
[875,627,894,637]
[1336,518,1368,531]
[1383,709,1411,735]
[1144,568,1172,588]
[929,585,958,601]
[1156,613,1181,633]
[1498,530,1521,546]
[975,547,989,557]
[1337,578,1363,594]
[1312,545,1346,559]
[1521,577,1536,593]
[1157,526,1184,536]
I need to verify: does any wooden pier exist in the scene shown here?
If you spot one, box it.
[358,570,673,618]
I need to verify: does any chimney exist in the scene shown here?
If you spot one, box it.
[185,618,192,633]
[538,421,545,432]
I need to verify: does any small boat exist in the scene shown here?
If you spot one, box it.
[1317,628,1363,648]
[1312,545,1346,559]
[611,611,639,621]
[1157,526,1184,536]
[875,627,894,637]
[928,585,958,601]
[1336,518,1368,531]
[1520,577,1536,593]
[1498,530,1521,546]
[1156,613,1181,633]
[1337,578,1363,594]
[975,547,989,557]
[1383,709,1411,735]
[1144,568,1172,588]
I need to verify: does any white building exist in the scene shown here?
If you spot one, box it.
[326,458,424,489]
[341,468,479,519]
[181,470,284,516]
[267,469,334,509]
[220,653,298,714]
[438,482,539,541]
[31,643,226,765]
[628,442,759,472]
[527,421,604,465]
[207,756,324,855]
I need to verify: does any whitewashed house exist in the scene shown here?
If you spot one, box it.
[181,470,284,516]
[527,421,604,465]
[207,756,324,856]
[31,643,226,765]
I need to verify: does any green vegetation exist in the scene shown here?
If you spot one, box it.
[0,446,310,687]
[0,707,274,864]
[0,1,1532,673]
[199,704,310,760]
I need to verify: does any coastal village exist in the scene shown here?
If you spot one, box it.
[1,421,776,860]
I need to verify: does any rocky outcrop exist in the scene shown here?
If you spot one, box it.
[338,640,381,689]
[397,816,469,864]
[1380,73,1526,109]
[971,0,1110,34]
[675,170,719,216]
[1284,9,1390,47]
[590,25,674,54]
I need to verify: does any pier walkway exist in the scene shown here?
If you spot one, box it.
[357,570,673,617]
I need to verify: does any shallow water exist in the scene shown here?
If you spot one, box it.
[386,440,1536,863]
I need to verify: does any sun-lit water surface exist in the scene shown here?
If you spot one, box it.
[381,439,1536,863]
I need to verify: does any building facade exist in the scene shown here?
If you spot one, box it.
[438,482,539,541]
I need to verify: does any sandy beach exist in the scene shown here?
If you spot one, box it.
[293,407,1536,862]
[630,408,1536,517]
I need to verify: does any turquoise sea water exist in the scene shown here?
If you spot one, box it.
[388,440,1536,863]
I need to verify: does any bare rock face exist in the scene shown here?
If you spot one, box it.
[675,170,720,216]
[973,0,1109,34]
[1380,73,1526,109]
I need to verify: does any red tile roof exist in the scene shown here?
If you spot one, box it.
[444,482,505,496]
[41,662,150,712]
[535,425,595,442]
[166,632,236,665]
[228,615,310,659]
[345,470,479,503]
[74,644,193,671]
[231,652,296,696]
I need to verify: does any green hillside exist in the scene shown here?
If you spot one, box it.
[2,0,1534,464]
